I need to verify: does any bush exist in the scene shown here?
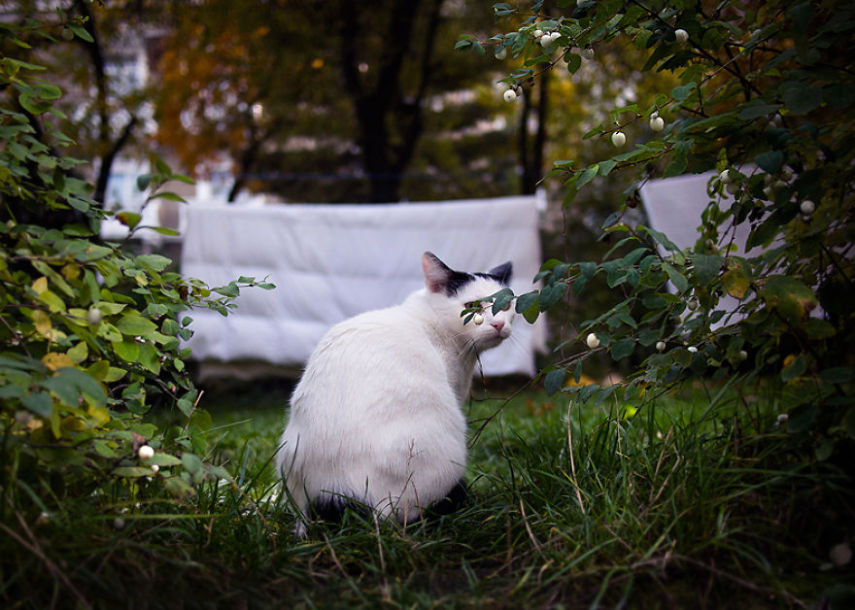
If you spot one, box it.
[465,0,855,466]
[0,12,271,522]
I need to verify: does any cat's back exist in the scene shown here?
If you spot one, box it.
[309,294,434,366]
[291,293,447,405]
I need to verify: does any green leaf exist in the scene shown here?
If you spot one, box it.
[577,164,599,189]
[116,312,158,336]
[113,340,140,363]
[610,338,635,361]
[544,368,566,396]
[780,80,822,115]
[516,291,539,314]
[781,354,807,382]
[539,282,566,311]
[23,392,53,418]
[755,150,784,174]
[69,24,94,43]
[672,83,695,102]
[787,404,818,433]
[112,466,155,478]
[692,254,723,285]
[138,342,161,374]
[136,254,172,272]
[738,100,780,120]
[46,367,106,407]
[149,453,182,467]
[491,288,515,314]
[820,367,855,384]
[644,226,680,252]
[662,263,689,293]
[149,191,187,203]
[181,452,203,474]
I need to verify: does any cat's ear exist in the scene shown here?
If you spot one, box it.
[422,252,454,293]
[488,261,513,285]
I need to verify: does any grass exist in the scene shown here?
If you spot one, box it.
[3,376,854,608]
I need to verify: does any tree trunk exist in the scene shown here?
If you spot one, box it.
[338,0,443,203]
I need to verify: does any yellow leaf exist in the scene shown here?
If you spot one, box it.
[42,352,74,371]
[67,341,89,364]
[87,405,111,427]
[104,367,127,383]
[722,268,750,299]
[61,263,81,281]
[32,276,48,295]
[32,309,52,335]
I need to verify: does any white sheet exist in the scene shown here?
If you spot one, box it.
[640,171,772,327]
[181,196,546,377]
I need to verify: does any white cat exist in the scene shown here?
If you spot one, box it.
[276,252,514,537]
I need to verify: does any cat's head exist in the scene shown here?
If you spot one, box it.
[421,251,514,352]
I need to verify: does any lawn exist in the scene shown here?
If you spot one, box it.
[4,375,853,608]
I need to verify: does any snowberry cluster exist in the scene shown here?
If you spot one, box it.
[534,28,562,49]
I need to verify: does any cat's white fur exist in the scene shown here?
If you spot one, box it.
[276,252,514,536]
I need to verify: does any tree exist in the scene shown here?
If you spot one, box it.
[6,0,161,212]
[155,0,518,203]
[466,0,855,466]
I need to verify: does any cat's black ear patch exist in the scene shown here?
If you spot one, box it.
[422,252,473,296]
[486,261,513,285]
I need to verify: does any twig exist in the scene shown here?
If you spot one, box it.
[518,498,543,556]
[566,400,586,514]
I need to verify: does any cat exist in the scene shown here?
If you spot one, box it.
[276,251,514,537]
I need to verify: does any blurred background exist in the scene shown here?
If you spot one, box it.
[4,0,679,375]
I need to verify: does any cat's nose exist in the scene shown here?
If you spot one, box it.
[491,320,505,333]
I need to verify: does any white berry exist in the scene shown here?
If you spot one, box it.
[113,517,125,530]
[800,200,815,215]
[550,31,562,43]
[540,35,553,49]
[719,169,731,184]
[649,116,665,131]
[687,346,698,354]
[675,29,689,45]
[582,47,595,59]
[472,313,484,325]
[503,88,518,103]
[495,47,507,60]
[656,341,666,352]
[611,131,626,147]
[533,29,543,39]
[150,464,160,474]
[87,307,102,325]
[739,350,748,361]
[138,445,154,460]
[586,333,600,349]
